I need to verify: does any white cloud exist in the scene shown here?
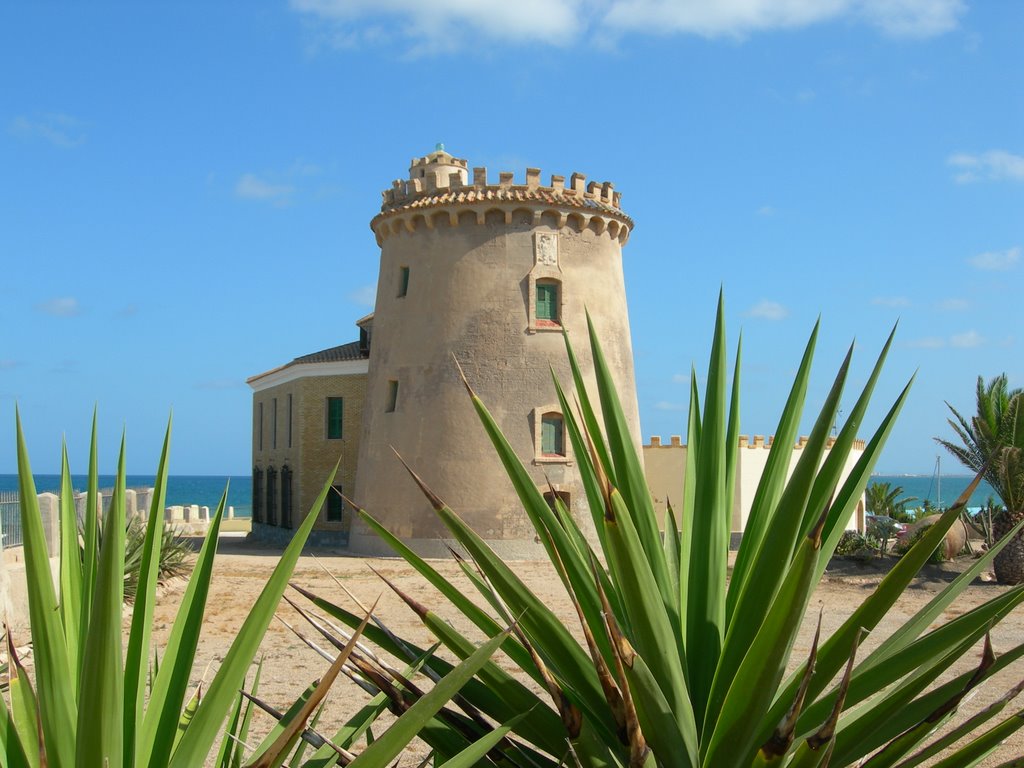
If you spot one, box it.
[292,0,963,52]
[746,300,789,320]
[756,205,777,217]
[348,284,378,306]
[871,296,911,308]
[950,330,985,348]
[671,373,691,384]
[36,297,82,317]
[9,113,86,148]
[936,297,968,311]
[292,0,583,53]
[654,401,687,411]
[968,247,1020,271]
[857,0,964,38]
[948,150,1024,183]
[906,331,987,349]
[235,174,295,205]
[906,336,945,349]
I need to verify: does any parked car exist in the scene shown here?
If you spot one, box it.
[865,514,907,538]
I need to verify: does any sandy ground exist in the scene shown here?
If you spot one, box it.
[149,536,1024,767]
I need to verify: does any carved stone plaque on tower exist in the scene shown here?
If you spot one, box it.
[535,232,558,267]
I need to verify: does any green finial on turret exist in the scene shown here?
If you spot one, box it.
[435,142,445,152]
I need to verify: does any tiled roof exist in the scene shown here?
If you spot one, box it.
[292,340,367,365]
[380,186,631,221]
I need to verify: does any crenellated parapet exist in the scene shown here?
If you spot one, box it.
[371,150,633,247]
[646,435,867,451]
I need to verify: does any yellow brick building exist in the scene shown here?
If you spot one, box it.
[247,336,368,545]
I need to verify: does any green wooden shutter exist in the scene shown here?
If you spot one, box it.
[327,397,344,438]
[537,283,558,320]
[541,414,564,455]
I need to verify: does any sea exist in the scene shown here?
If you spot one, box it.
[0,472,999,517]
[0,475,252,518]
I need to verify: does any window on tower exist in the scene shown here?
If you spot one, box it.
[541,412,566,456]
[398,266,410,298]
[536,280,560,326]
[386,380,399,412]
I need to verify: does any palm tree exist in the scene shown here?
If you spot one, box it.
[865,480,917,519]
[936,374,1024,583]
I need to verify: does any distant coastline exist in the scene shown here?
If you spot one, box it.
[0,470,1000,520]
[0,474,253,518]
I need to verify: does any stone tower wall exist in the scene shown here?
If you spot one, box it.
[350,155,642,556]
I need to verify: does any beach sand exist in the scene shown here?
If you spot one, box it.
[150,537,1024,767]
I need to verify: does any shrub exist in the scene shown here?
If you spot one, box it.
[5,413,505,767]
[834,530,879,561]
[897,525,947,564]
[296,299,1024,766]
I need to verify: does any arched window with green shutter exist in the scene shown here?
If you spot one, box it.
[541,412,565,456]
[536,280,560,324]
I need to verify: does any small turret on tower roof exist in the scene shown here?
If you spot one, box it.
[408,143,469,190]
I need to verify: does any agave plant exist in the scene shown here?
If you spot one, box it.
[4,410,506,767]
[288,296,1024,766]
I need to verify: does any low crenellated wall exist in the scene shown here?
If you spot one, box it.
[643,434,867,538]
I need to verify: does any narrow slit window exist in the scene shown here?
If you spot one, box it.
[386,380,399,413]
[327,397,344,439]
[398,266,410,297]
[541,413,565,456]
[272,398,278,449]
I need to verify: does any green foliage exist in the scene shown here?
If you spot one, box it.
[865,481,917,521]
[121,515,192,604]
[5,414,326,765]
[309,299,1024,766]
[897,526,947,564]
[6,413,506,767]
[937,373,1024,515]
[834,530,880,562]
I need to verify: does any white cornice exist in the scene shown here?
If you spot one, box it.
[248,359,369,392]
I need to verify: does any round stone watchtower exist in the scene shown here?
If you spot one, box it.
[350,146,642,556]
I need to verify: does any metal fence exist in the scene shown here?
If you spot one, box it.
[1,491,22,548]
[0,487,153,551]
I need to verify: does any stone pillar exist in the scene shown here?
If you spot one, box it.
[136,488,153,519]
[37,493,60,556]
[125,489,138,519]
[166,505,184,522]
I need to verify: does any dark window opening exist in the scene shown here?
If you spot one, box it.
[252,467,264,524]
[287,394,293,448]
[326,485,344,523]
[272,398,278,449]
[386,380,399,413]
[281,465,293,529]
[266,466,278,526]
[398,266,410,298]
[543,490,571,513]
[327,397,344,439]
[258,402,264,451]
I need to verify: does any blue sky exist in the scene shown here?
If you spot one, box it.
[2,1,1021,476]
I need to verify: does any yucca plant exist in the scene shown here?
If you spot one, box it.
[5,409,511,767]
[291,295,1024,766]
